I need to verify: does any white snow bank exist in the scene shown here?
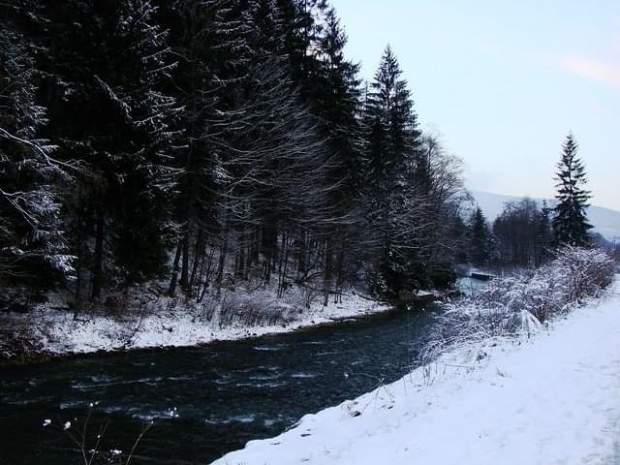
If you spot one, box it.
[213,276,620,465]
[23,289,390,356]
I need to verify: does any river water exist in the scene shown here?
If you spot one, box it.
[0,306,434,464]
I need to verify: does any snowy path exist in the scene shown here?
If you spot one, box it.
[214,278,620,465]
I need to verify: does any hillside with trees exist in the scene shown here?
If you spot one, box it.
[0,0,471,319]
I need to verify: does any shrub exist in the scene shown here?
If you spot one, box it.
[421,247,615,363]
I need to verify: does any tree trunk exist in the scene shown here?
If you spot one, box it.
[189,229,205,292]
[323,240,333,307]
[73,211,85,319]
[277,232,290,298]
[216,219,230,298]
[168,240,183,297]
[180,226,190,292]
[335,238,346,304]
[90,206,105,302]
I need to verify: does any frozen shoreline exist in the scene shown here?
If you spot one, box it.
[1,288,394,362]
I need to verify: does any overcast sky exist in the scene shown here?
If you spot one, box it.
[331,0,620,211]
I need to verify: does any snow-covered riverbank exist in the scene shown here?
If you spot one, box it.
[214,276,620,465]
[1,288,392,361]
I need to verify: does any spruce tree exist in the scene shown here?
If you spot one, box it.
[38,0,180,299]
[469,208,491,267]
[158,0,334,298]
[0,6,72,289]
[552,134,592,247]
[156,0,241,296]
[365,46,421,183]
[363,46,424,297]
[310,7,364,303]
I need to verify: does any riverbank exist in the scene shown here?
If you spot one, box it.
[0,286,395,364]
[214,276,620,465]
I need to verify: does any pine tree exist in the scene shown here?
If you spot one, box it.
[365,46,421,183]
[156,0,240,296]
[234,2,336,295]
[106,0,182,286]
[0,0,474,310]
[0,5,72,289]
[363,46,425,297]
[276,0,329,104]
[469,208,491,267]
[552,134,592,247]
[308,7,364,304]
[38,0,181,300]
[157,0,334,298]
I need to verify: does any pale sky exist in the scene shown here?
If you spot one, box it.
[331,0,620,211]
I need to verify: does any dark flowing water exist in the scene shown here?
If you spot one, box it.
[0,307,434,465]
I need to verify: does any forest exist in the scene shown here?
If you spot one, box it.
[1,0,474,313]
[1,0,612,320]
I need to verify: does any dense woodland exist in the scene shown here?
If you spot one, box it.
[1,0,473,311]
[0,1,606,315]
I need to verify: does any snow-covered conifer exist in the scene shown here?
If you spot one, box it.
[552,134,592,247]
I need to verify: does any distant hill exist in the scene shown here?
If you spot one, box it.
[471,191,620,242]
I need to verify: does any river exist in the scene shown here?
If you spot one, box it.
[0,306,435,464]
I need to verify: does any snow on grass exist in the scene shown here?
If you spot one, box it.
[16,287,390,357]
[213,276,620,465]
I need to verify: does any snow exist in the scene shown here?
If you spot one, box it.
[455,276,489,296]
[213,276,620,465]
[19,289,390,357]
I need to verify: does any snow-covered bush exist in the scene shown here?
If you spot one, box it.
[217,289,298,328]
[422,247,615,363]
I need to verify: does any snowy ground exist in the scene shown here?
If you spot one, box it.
[3,288,391,358]
[214,276,620,465]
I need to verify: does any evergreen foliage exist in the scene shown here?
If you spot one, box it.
[469,208,492,267]
[0,6,72,289]
[552,134,592,247]
[1,0,471,310]
[363,46,424,297]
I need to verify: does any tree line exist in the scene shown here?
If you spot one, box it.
[0,0,469,310]
[467,133,595,270]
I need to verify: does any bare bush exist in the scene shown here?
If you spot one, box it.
[301,286,320,309]
[217,290,296,328]
[422,247,615,363]
[43,404,151,465]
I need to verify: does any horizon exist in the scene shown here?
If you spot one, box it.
[331,0,620,211]
[472,188,620,213]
